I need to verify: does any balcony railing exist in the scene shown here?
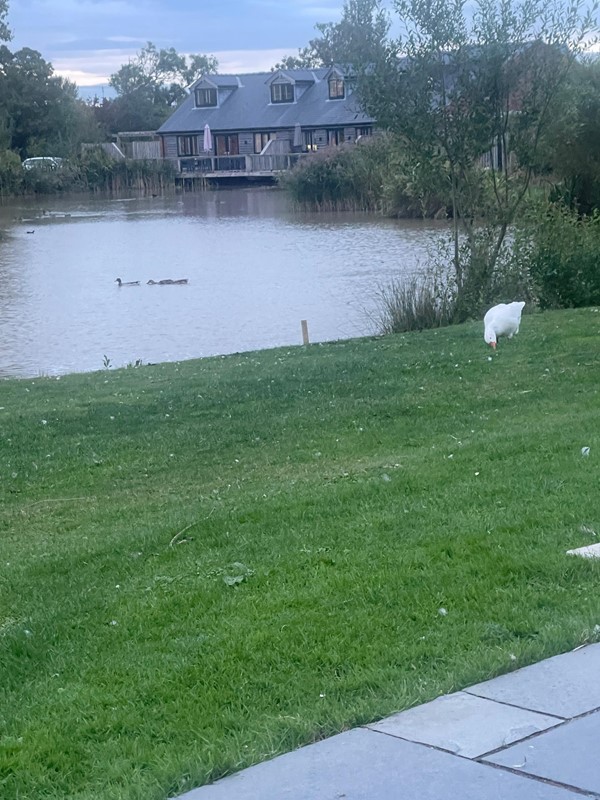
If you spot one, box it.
[179,153,305,175]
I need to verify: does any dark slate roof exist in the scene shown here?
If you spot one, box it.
[157,68,374,135]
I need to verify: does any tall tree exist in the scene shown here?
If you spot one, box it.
[541,57,600,213]
[0,46,87,157]
[108,42,218,132]
[274,0,389,70]
[0,0,10,42]
[360,0,599,317]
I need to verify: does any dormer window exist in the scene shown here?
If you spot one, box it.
[328,77,345,100]
[195,87,217,107]
[271,82,294,104]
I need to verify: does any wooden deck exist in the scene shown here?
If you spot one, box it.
[177,153,306,180]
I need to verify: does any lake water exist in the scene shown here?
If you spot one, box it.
[0,187,447,378]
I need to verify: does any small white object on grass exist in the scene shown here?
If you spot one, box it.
[581,446,591,457]
[438,607,448,616]
[566,543,600,559]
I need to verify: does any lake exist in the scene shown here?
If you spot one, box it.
[0,186,447,378]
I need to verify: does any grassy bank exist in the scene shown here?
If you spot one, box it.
[1,309,600,799]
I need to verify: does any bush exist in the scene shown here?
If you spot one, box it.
[0,149,26,195]
[281,136,392,211]
[515,203,600,309]
[374,273,455,334]
[281,134,449,217]
[77,149,175,193]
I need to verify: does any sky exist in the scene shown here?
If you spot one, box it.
[7,0,346,97]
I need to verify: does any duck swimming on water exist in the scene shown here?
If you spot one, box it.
[115,278,140,286]
[147,279,189,285]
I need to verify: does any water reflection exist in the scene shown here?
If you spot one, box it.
[0,187,448,378]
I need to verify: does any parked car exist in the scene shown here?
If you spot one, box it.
[22,157,64,170]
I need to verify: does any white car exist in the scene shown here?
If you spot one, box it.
[22,157,64,170]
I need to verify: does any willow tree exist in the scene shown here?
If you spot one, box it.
[361,0,599,318]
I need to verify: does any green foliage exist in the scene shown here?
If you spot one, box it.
[374,273,455,333]
[1,310,600,798]
[274,0,389,70]
[107,42,219,133]
[0,0,10,41]
[282,134,451,216]
[0,148,24,194]
[76,148,176,193]
[359,0,599,319]
[541,58,600,214]
[281,136,393,211]
[0,45,93,159]
[515,202,600,308]
[0,148,175,197]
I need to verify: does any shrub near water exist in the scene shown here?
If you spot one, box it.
[516,203,600,309]
[0,149,176,196]
[375,275,455,333]
[281,136,392,211]
[1,310,600,800]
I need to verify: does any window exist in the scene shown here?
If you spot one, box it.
[195,87,217,107]
[328,77,345,100]
[214,134,239,156]
[271,82,294,104]
[254,132,276,154]
[303,130,316,151]
[178,135,199,156]
[327,129,343,146]
[356,126,372,138]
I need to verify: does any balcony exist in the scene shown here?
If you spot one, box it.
[178,153,306,178]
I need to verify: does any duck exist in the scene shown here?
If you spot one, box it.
[483,301,525,349]
[147,279,189,285]
[115,278,140,287]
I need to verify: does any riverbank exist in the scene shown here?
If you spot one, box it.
[1,309,599,800]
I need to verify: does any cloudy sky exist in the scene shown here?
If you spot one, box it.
[7,0,346,95]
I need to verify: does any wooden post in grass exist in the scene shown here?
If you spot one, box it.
[301,319,309,345]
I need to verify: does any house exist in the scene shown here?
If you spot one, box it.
[156,66,375,178]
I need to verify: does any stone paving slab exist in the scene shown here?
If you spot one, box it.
[366,690,562,757]
[175,727,584,800]
[466,643,600,718]
[484,710,600,795]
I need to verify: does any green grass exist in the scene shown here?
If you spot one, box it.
[1,308,600,799]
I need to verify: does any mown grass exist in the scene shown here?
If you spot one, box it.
[1,308,600,799]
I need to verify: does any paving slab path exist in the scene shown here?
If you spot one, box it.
[175,643,600,799]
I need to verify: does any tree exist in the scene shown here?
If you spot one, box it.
[0,0,10,42]
[542,57,600,213]
[310,0,390,67]
[272,49,321,71]
[107,42,218,132]
[273,0,389,70]
[0,46,89,157]
[360,0,599,318]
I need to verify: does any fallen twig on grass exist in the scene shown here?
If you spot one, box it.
[168,508,215,548]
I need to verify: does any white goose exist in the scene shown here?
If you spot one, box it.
[483,301,525,349]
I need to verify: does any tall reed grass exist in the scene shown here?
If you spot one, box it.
[374,275,455,334]
[281,137,392,212]
[0,148,176,196]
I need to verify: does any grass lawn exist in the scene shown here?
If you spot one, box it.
[1,307,600,800]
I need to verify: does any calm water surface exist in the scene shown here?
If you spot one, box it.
[0,187,447,377]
